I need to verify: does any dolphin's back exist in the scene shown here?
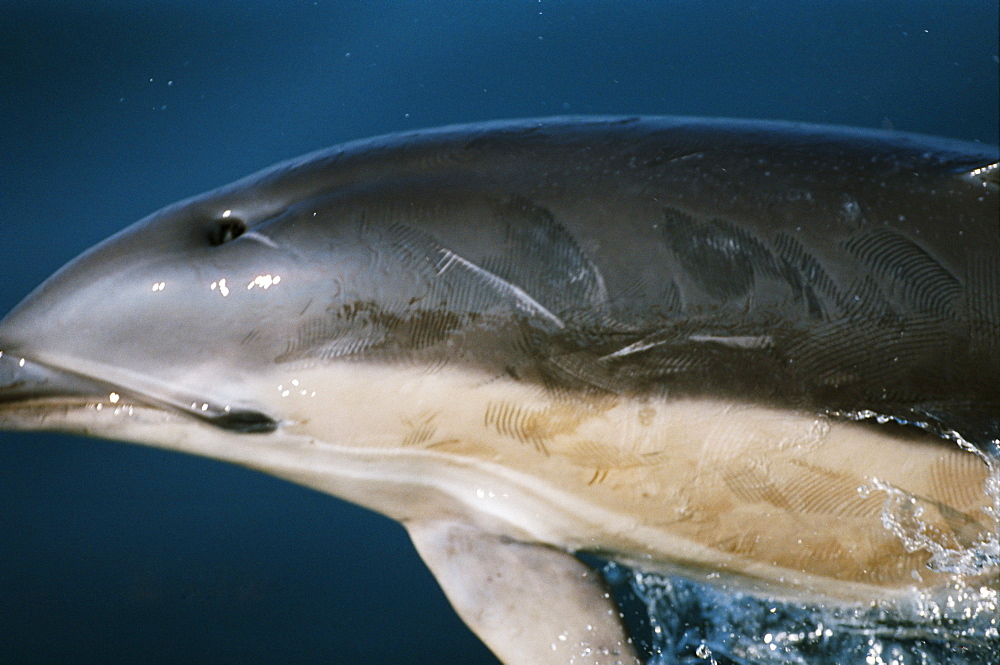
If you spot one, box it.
[261,117,998,455]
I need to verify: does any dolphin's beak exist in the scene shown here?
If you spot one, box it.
[0,350,277,434]
[0,351,116,409]
[0,349,150,433]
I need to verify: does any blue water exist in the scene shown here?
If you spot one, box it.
[0,2,997,663]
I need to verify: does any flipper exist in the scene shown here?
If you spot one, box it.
[406,520,641,665]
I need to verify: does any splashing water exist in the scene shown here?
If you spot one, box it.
[868,435,1000,579]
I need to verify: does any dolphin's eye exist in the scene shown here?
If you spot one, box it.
[207,217,247,246]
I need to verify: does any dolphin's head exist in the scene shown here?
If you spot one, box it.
[1,182,288,432]
[0,145,474,440]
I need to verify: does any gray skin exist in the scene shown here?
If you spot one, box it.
[2,116,997,454]
[0,117,997,664]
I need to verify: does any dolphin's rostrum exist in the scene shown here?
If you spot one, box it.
[1,117,997,664]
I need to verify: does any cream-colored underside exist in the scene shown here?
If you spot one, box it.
[241,362,995,603]
[25,360,994,605]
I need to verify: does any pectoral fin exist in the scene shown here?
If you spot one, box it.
[405,520,640,665]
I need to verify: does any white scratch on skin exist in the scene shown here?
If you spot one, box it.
[434,248,565,329]
[688,335,774,350]
[603,334,774,360]
[242,231,281,249]
[602,338,669,360]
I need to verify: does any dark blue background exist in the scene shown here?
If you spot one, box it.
[1,2,997,663]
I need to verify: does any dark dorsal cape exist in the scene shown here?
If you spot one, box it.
[264,117,999,457]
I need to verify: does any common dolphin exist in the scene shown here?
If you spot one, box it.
[0,117,997,664]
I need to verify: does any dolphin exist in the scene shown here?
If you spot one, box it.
[0,116,997,664]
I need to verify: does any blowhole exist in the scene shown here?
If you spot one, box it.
[207,217,248,246]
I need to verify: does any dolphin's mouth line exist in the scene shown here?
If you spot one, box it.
[0,350,277,434]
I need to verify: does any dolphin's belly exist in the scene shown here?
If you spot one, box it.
[254,362,996,602]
